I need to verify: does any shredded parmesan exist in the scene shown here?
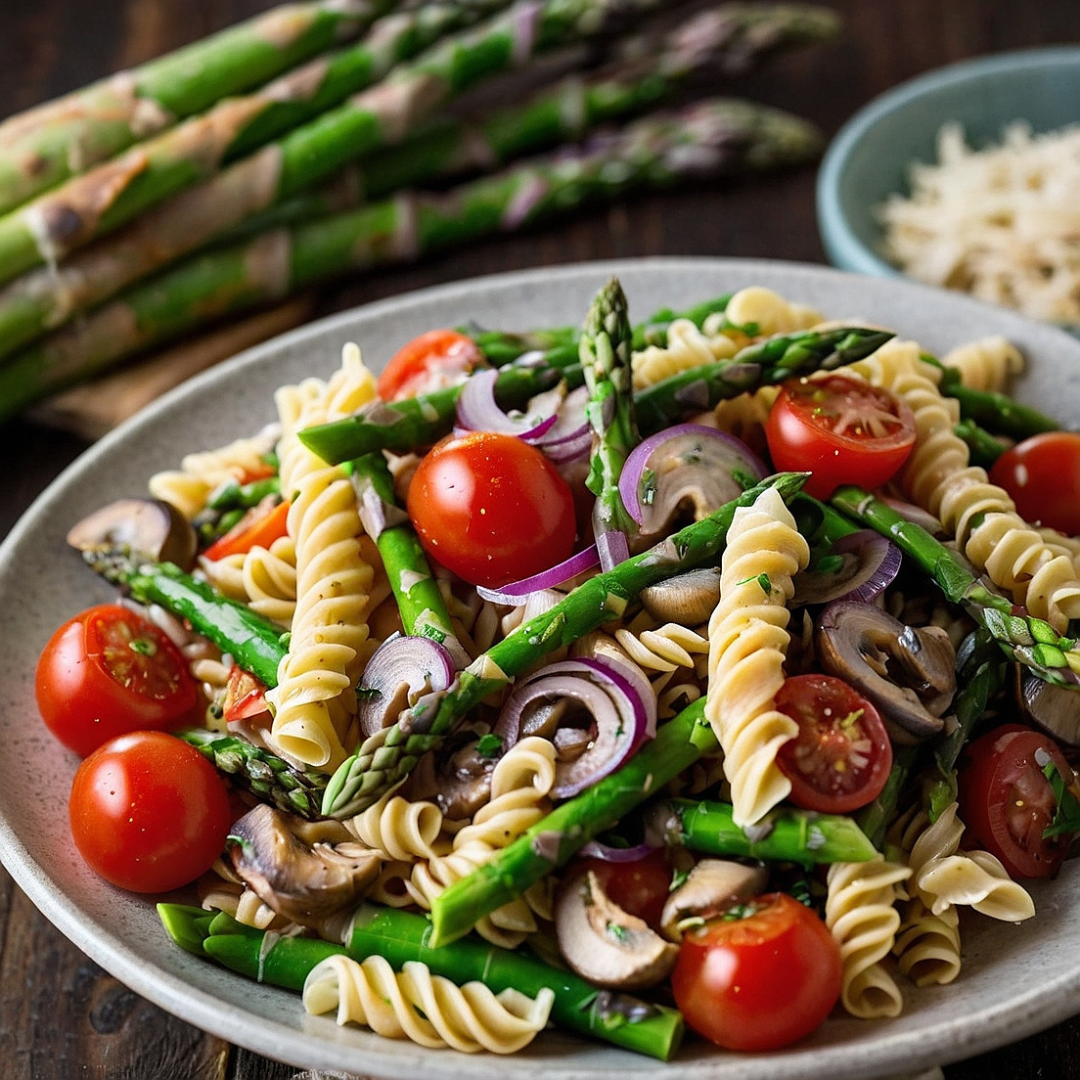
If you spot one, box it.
[878,121,1080,324]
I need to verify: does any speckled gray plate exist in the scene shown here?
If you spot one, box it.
[4,258,1080,1079]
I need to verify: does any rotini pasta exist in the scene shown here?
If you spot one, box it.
[631,317,737,390]
[941,335,1024,392]
[705,486,810,825]
[893,896,962,987]
[303,954,554,1053]
[346,793,447,863]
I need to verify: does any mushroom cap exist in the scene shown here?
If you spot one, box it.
[554,867,678,991]
[640,567,721,625]
[67,497,197,570]
[227,804,380,927]
[1016,667,1080,746]
[815,600,957,744]
[660,859,769,941]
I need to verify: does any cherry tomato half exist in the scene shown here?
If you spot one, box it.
[989,432,1080,536]
[576,848,672,931]
[766,374,916,499]
[958,723,1076,879]
[407,430,577,588]
[671,892,842,1052]
[36,604,199,757]
[222,665,271,726]
[377,329,482,401]
[202,497,290,562]
[69,731,231,893]
[775,673,893,813]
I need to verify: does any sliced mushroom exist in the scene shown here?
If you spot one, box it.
[403,727,498,820]
[659,859,769,942]
[1016,667,1080,746]
[555,867,678,991]
[226,803,380,928]
[640,567,721,625]
[815,600,957,744]
[67,497,197,570]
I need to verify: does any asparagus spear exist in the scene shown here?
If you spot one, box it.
[650,798,878,864]
[323,471,808,818]
[934,363,1059,440]
[300,321,878,467]
[0,0,671,364]
[0,0,387,216]
[426,696,873,946]
[0,0,519,287]
[176,727,327,820]
[954,418,1008,468]
[350,451,469,665]
[81,549,287,686]
[831,486,1080,689]
[633,325,895,432]
[580,278,640,567]
[157,903,219,958]
[0,99,822,422]
[346,903,684,1059]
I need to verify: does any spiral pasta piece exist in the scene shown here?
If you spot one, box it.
[265,346,379,768]
[941,335,1024,391]
[705,486,810,826]
[723,285,822,335]
[893,897,962,987]
[846,338,1080,629]
[631,317,737,390]
[906,803,1034,921]
[200,534,298,628]
[303,954,553,1053]
[347,794,446,863]
[826,857,912,1019]
[614,621,709,674]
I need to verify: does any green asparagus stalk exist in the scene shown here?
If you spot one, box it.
[157,903,219,957]
[0,99,822,423]
[633,325,895,432]
[933,363,1059,440]
[176,727,327,819]
[0,1,387,216]
[346,903,684,1059]
[0,0,518,288]
[580,278,641,563]
[954,418,1008,468]
[831,486,1080,689]
[324,470,808,817]
[81,549,287,686]
[0,0,670,364]
[650,798,878,864]
[350,452,469,665]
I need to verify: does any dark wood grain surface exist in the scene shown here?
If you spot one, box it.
[2,1,1079,1076]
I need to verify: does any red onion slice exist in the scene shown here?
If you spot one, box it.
[494,656,652,798]
[578,840,660,862]
[879,496,946,538]
[792,530,902,607]
[618,424,768,536]
[596,528,630,572]
[456,368,558,440]
[476,544,600,605]
[355,634,455,739]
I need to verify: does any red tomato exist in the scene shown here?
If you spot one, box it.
[989,432,1080,536]
[958,723,1076,879]
[671,892,842,1052]
[766,374,916,499]
[202,498,290,561]
[377,329,482,401]
[407,430,577,588]
[69,731,231,893]
[36,604,199,757]
[577,848,672,931]
[222,665,270,726]
[775,673,893,813]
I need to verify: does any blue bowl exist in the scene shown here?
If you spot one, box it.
[817,46,1080,280]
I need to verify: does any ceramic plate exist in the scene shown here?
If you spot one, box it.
[4,258,1080,1079]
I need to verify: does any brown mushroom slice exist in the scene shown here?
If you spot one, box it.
[404,729,499,820]
[815,600,957,744]
[555,867,678,991]
[659,859,769,942]
[1016,668,1080,746]
[226,803,380,928]
[67,497,197,570]
[640,567,721,625]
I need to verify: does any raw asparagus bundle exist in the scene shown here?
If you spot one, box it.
[299,323,889,465]
[0,0,387,215]
[322,472,808,818]
[0,98,823,422]
[0,0,672,363]
[0,0,519,288]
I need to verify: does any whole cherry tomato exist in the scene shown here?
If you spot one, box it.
[989,432,1080,536]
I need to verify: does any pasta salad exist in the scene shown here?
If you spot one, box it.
[35,280,1080,1061]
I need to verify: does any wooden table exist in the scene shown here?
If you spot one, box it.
[2,1,1079,1076]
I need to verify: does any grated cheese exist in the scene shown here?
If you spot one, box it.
[878,121,1080,324]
